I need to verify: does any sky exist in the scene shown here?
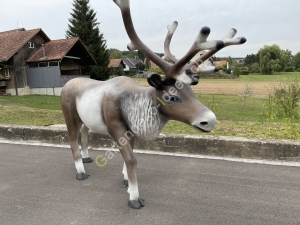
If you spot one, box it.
[1,0,300,58]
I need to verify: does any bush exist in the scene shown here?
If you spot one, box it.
[124,70,137,76]
[240,70,250,75]
[297,68,300,72]
[272,79,300,118]
[284,67,294,72]
[224,69,231,74]
[147,67,165,75]
[233,67,241,76]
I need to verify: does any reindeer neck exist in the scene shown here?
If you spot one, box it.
[118,87,168,141]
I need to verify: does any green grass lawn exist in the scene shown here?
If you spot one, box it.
[1,93,299,140]
[0,95,64,126]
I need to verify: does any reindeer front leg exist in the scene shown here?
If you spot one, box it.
[106,125,144,208]
[119,142,144,209]
[122,137,134,188]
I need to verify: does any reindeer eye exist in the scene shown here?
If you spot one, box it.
[167,95,181,104]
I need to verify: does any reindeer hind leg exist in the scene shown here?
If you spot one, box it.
[81,124,93,163]
[68,121,89,180]
[62,99,89,180]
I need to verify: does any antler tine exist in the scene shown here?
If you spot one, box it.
[163,21,179,64]
[171,26,224,75]
[113,0,171,73]
[185,28,246,74]
[198,28,247,62]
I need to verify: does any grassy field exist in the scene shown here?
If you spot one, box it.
[135,72,300,83]
[0,93,299,140]
[135,72,300,96]
[1,72,299,139]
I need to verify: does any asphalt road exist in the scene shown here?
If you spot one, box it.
[0,143,300,225]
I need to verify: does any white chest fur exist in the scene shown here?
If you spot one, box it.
[119,92,166,140]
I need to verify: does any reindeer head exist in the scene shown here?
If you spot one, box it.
[113,0,246,132]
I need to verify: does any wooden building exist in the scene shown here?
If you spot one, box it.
[0,28,96,96]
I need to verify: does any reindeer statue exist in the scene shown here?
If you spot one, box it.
[61,0,246,209]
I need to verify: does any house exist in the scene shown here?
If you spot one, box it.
[108,59,126,76]
[0,28,96,96]
[145,59,159,69]
[122,58,143,71]
[108,59,126,69]
[213,60,228,68]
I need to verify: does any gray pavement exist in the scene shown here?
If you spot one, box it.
[0,143,300,225]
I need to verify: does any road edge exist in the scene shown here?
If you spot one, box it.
[0,124,299,161]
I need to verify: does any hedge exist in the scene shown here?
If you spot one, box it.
[124,70,137,76]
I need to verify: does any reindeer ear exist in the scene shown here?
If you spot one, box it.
[147,73,163,90]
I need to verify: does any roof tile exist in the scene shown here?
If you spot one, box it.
[26,38,79,62]
[0,28,49,61]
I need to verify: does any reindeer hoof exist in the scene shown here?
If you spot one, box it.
[82,157,93,163]
[123,180,128,188]
[76,173,89,180]
[128,198,145,209]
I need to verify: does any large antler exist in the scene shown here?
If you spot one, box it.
[113,0,224,85]
[164,23,247,74]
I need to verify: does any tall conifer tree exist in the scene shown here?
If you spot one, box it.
[66,0,110,80]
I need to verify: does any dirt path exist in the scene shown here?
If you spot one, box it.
[194,81,273,96]
[135,80,274,96]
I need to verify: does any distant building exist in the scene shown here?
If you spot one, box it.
[213,60,228,68]
[108,59,126,69]
[123,58,143,71]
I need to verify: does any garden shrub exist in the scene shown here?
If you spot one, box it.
[240,70,250,75]
[124,70,137,76]
[272,79,300,118]
[284,67,294,72]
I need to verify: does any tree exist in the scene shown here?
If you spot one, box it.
[249,62,260,73]
[144,58,150,69]
[137,50,145,62]
[66,0,110,80]
[227,56,233,66]
[258,44,281,74]
[280,49,292,72]
[109,49,123,59]
[110,65,124,77]
[135,63,145,72]
[244,54,259,66]
[292,52,300,70]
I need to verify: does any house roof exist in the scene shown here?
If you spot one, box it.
[109,59,125,68]
[123,58,143,69]
[0,28,50,62]
[213,60,227,67]
[27,38,96,66]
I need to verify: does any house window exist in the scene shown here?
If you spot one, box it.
[49,61,59,67]
[39,62,48,67]
[29,42,35,48]
[28,63,39,68]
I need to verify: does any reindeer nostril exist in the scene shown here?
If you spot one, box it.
[200,122,208,126]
